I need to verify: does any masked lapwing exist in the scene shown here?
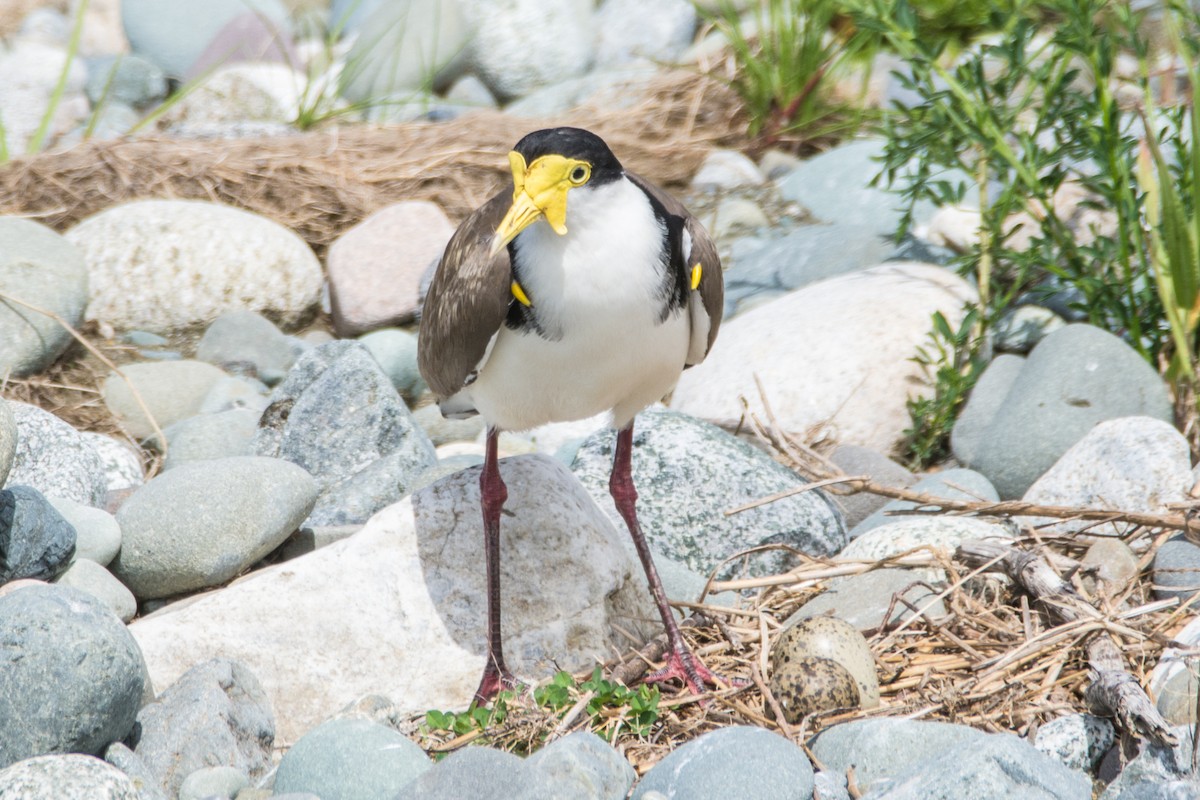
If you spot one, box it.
[418,127,724,703]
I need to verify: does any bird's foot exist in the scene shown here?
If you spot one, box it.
[472,665,519,706]
[642,644,729,697]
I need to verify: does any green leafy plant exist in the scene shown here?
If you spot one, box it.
[903,308,986,468]
[579,668,662,741]
[697,0,878,146]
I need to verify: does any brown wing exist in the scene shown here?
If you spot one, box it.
[626,172,723,361]
[418,190,514,399]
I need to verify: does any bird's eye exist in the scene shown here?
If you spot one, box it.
[569,165,590,185]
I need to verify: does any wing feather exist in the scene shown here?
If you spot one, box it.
[418,190,514,398]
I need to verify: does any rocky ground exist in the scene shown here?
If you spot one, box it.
[0,1,1199,799]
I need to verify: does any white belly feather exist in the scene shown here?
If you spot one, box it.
[460,178,689,432]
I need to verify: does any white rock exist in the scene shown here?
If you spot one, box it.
[8,402,106,507]
[919,205,981,252]
[79,432,144,494]
[0,40,88,153]
[691,149,765,191]
[67,200,323,333]
[594,0,696,67]
[1022,416,1192,537]
[840,516,1015,581]
[671,262,978,453]
[129,454,656,741]
[0,754,138,799]
[463,0,593,101]
[157,63,306,131]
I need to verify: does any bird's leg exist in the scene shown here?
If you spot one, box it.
[474,426,516,705]
[609,423,722,695]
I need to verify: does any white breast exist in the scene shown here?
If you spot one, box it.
[462,177,690,432]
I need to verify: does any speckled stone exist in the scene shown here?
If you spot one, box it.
[771,616,879,708]
[839,517,1016,580]
[8,402,106,507]
[0,754,139,799]
[1033,713,1114,772]
[769,656,860,724]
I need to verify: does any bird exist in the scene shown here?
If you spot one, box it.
[418,126,724,704]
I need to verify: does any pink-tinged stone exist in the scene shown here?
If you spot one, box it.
[0,579,48,598]
[327,201,456,337]
[185,12,296,80]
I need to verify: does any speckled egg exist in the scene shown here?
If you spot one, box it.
[772,615,880,708]
[768,656,860,724]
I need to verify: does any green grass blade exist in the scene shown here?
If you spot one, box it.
[27,0,88,154]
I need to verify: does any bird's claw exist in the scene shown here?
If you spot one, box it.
[472,666,519,706]
[642,646,733,697]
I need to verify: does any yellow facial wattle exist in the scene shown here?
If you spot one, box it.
[490,151,592,256]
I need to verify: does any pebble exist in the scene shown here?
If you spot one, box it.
[178,766,249,800]
[394,746,556,800]
[254,341,435,526]
[633,726,814,800]
[1022,416,1191,537]
[789,566,947,631]
[850,467,999,538]
[273,718,430,800]
[130,455,655,742]
[770,616,880,708]
[0,41,88,154]
[722,222,895,317]
[525,731,636,800]
[54,558,136,622]
[101,360,230,442]
[593,0,696,67]
[837,510,1015,578]
[672,262,977,453]
[1097,725,1200,799]
[328,201,456,337]
[358,328,426,401]
[777,139,942,235]
[810,718,986,792]
[504,65,660,117]
[195,310,297,386]
[0,218,89,377]
[0,585,146,768]
[160,408,260,470]
[45,494,121,566]
[1152,534,1200,608]
[690,148,766,191]
[951,353,1026,466]
[110,455,317,599]
[702,196,769,240]
[80,432,145,494]
[131,659,274,799]
[1081,537,1140,596]
[84,53,168,107]
[197,374,270,416]
[571,408,846,578]
[992,304,1067,353]
[1149,616,1200,725]
[67,199,322,334]
[466,0,593,101]
[0,754,139,800]
[963,324,1174,498]
[1034,713,1114,772]
[0,486,76,584]
[120,0,291,77]
[828,445,917,528]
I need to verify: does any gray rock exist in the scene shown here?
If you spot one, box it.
[84,54,168,107]
[1082,538,1140,595]
[120,0,290,77]
[788,567,946,632]
[393,746,555,800]
[0,585,146,768]
[702,197,769,241]
[777,139,940,236]
[79,432,145,494]
[273,718,430,800]
[183,13,297,81]
[690,148,765,191]
[503,65,660,117]
[0,400,15,488]
[110,456,317,599]
[861,731,1091,799]
[851,468,999,538]
[0,42,88,155]
[53,559,136,622]
[1023,416,1191,537]
[811,718,986,793]
[45,495,121,566]
[828,445,917,529]
[254,341,436,527]
[594,0,695,67]
[277,524,361,561]
[814,771,852,800]
[1098,725,1199,799]
[526,731,635,799]
[1034,714,1114,773]
[103,743,167,800]
[443,74,497,108]
[951,354,1026,467]
[102,360,230,443]
[161,408,260,470]
[67,199,322,334]
[966,324,1173,499]
[839,516,1015,580]
[195,310,296,386]
[196,375,270,416]
[465,0,593,101]
[633,726,813,799]
[993,305,1066,353]
[178,766,249,800]
[7,403,106,506]
[0,218,89,377]
[0,486,76,583]
[409,456,484,493]
[1152,535,1200,607]
[358,328,425,400]
[132,659,274,799]
[0,754,139,799]
[723,223,894,318]
[571,408,846,578]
